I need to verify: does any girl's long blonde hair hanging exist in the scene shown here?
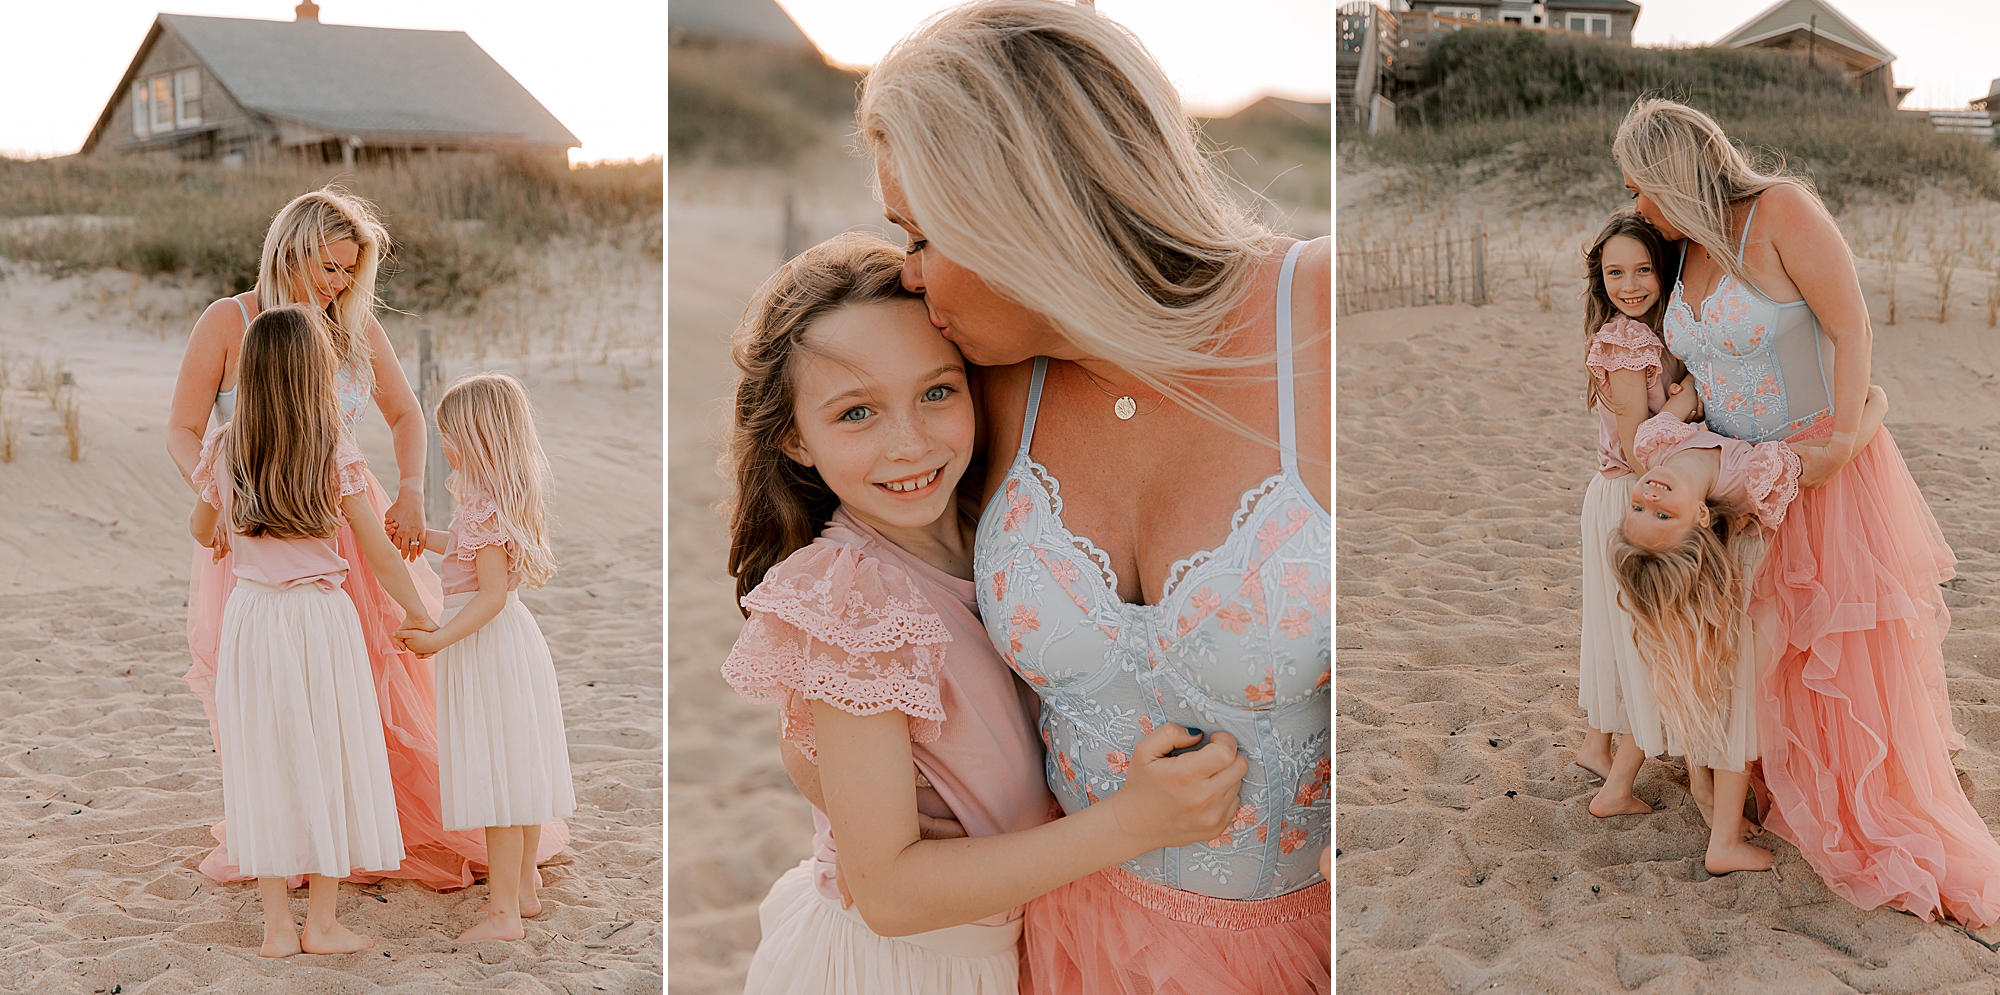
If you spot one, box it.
[435,372,558,589]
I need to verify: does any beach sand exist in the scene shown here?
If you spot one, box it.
[0,240,664,994]
[1335,170,2000,993]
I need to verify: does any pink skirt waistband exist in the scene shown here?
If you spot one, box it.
[1100,867,1329,930]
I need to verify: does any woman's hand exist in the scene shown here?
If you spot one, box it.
[1102,724,1247,850]
[384,490,426,561]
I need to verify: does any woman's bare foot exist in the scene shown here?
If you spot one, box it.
[458,911,526,942]
[1705,840,1773,875]
[260,924,302,958]
[1589,785,1654,818]
[300,920,374,954]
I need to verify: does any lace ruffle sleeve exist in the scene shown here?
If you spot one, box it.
[720,540,951,762]
[1742,441,1803,528]
[334,439,370,498]
[1633,411,1701,469]
[451,493,515,564]
[1586,316,1664,387]
[191,424,228,509]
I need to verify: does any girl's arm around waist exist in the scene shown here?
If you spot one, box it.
[813,699,1246,937]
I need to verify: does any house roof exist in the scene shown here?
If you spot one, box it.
[87,13,577,152]
[1715,0,1893,65]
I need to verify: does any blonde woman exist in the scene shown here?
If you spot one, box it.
[167,188,568,890]
[848,3,1329,990]
[1615,98,2000,925]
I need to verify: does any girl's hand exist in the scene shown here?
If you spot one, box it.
[210,525,232,563]
[384,491,426,562]
[1102,724,1247,850]
[394,614,440,656]
[1320,844,1332,881]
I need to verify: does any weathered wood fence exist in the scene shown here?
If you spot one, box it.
[1336,226,1488,315]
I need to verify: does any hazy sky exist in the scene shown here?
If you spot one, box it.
[0,1,663,161]
[776,1,1334,116]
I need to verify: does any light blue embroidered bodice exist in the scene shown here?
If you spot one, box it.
[215,296,371,429]
[972,242,1331,901]
[1663,198,1835,444]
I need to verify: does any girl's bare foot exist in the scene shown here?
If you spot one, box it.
[260,925,302,958]
[458,911,526,942]
[1577,741,1614,780]
[1589,786,1654,818]
[1705,840,1773,875]
[300,920,375,954]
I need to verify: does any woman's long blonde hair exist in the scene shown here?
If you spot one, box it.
[1612,513,1761,764]
[723,233,921,608]
[857,0,1285,440]
[1612,98,1822,287]
[435,372,557,589]
[218,305,345,539]
[257,187,388,382]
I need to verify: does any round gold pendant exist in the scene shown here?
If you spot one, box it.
[1114,396,1137,420]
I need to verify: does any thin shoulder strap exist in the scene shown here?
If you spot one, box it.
[231,294,251,328]
[1275,240,1307,475]
[1736,196,1761,265]
[1018,357,1049,456]
[1676,239,1687,282]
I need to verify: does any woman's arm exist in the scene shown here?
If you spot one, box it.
[1764,185,1871,485]
[814,701,1245,937]
[364,315,428,556]
[165,299,243,488]
[1790,385,1888,480]
[400,544,508,656]
[340,490,435,628]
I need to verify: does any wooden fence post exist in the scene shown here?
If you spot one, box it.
[1474,224,1487,305]
[418,326,450,529]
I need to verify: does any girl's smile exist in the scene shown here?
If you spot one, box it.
[1625,462,1708,551]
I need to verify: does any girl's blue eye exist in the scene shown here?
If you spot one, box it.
[840,406,871,422]
[923,385,951,402]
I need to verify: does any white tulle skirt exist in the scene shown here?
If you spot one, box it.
[434,592,576,831]
[1580,472,1674,754]
[215,579,404,879]
[744,860,1022,995]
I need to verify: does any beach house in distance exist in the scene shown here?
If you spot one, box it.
[81,2,577,168]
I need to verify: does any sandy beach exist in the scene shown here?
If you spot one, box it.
[1334,167,2000,993]
[0,238,664,993]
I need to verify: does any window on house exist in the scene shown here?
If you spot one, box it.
[1593,17,1609,36]
[1434,6,1480,19]
[1569,15,1586,31]
[175,69,202,127]
[149,75,172,133]
[131,81,149,138]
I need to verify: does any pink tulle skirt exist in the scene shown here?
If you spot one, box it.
[1753,425,2000,927]
[1019,868,1329,995]
[186,465,569,889]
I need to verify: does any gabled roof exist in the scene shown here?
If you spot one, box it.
[1716,0,1893,64]
[87,13,577,152]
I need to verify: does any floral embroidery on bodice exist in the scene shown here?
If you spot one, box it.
[1662,198,1834,444]
[972,242,1331,901]
[334,364,372,430]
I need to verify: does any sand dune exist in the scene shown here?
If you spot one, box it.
[0,245,663,993]
[1334,239,2000,991]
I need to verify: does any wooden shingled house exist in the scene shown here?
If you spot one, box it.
[81,2,578,168]
[1715,0,1911,107]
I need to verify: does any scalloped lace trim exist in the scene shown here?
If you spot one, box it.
[1744,442,1802,527]
[334,440,370,498]
[1023,456,1119,595]
[720,611,946,762]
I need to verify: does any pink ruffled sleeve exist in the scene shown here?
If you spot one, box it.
[451,493,515,563]
[720,541,950,762]
[334,439,370,498]
[1586,316,1664,388]
[191,424,227,508]
[1741,441,1803,528]
[1632,411,1700,469]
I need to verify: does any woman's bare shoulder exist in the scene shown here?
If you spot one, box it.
[189,293,254,344]
[1759,182,1834,232]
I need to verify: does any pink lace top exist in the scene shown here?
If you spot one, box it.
[1634,412,1802,528]
[721,507,1055,917]
[440,492,522,597]
[193,423,369,591]
[1587,315,1669,477]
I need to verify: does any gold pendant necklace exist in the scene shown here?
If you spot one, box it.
[1075,364,1160,420]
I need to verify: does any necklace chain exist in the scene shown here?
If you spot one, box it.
[1073,363,1162,420]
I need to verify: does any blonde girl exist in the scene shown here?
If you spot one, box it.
[188,305,437,957]
[168,187,568,889]
[1615,390,1887,874]
[720,233,1245,995]
[1574,210,1699,820]
[397,373,574,943]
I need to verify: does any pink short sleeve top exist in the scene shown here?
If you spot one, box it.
[721,507,1056,920]
[1588,315,1670,477]
[439,492,522,597]
[1634,412,1803,529]
[193,423,369,591]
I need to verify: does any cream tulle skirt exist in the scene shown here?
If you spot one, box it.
[744,860,1022,995]
[215,580,403,879]
[434,592,576,831]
